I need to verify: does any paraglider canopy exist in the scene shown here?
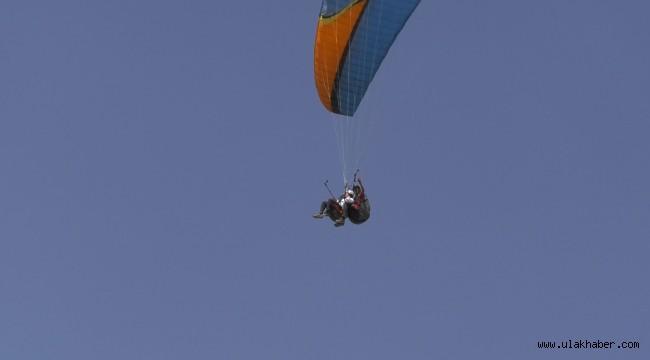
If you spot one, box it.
[314,0,422,116]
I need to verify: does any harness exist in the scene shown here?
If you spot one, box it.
[352,192,366,210]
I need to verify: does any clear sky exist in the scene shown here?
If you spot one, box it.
[1,1,648,359]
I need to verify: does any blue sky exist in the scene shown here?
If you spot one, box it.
[1,1,648,359]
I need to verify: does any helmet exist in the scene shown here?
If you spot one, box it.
[347,189,354,196]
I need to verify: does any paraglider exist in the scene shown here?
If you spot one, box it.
[312,189,350,227]
[312,0,420,226]
[313,175,369,227]
[347,176,370,224]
